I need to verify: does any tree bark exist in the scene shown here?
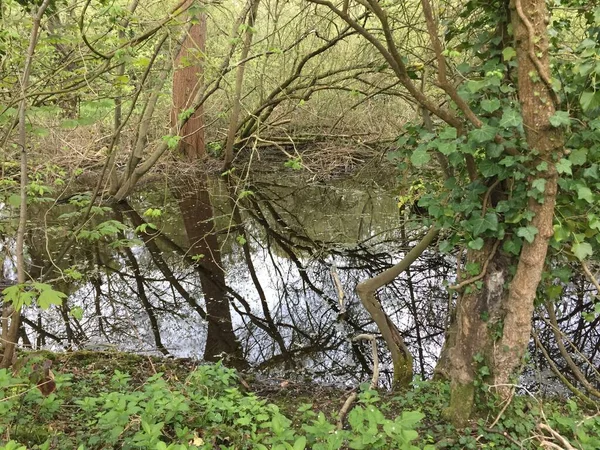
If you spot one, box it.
[445,0,563,425]
[172,14,206,161]
[1,0,51,369]
[222,0,261,170]
[356,227,438,387]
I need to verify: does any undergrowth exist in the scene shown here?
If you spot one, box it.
[0,352,598,449]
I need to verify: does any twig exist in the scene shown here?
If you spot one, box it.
[482,179,501,216]
[489,385,515,428]
[449,240,500,291]
[537,423,577,450]
[330,265,345,311]
[581,261,600,296]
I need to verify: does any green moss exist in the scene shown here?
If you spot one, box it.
[392,357,413,389]
[443,382,475,427]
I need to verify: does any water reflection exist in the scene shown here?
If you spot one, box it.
[19,172,600,395]
[17,173,453,385]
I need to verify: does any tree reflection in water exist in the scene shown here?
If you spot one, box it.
[16,175,470,385]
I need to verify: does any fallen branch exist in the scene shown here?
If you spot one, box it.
[337,334,379,430]
[537,423,577,450]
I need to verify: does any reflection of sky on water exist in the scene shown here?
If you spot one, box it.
[21,176,455,385]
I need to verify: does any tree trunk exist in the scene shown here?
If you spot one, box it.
[445,0,563,425]
[356,227,438,388]
[172,14,206,161]
[222,0,261,170]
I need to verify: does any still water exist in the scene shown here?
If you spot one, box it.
[22,171,451,386]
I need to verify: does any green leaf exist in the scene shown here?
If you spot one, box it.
[481,98,501,113]
[553,224,570,242]
[577,185,594,203]
[517,225,539,243]
[583,164,598,179]
[439,127,457,139]
[499,108,523,128]
[556,158,572,175]
[8,194,20,207]
[70,306,84,320]
[468,238,484,250]
[60,119,78,129]
[439,240,453,253]
[486,143,504,158]
[549,111,571,127]
[568,148,587,166]
[581,91,600,112]
[588,214,600,231]
[437,142,457,155]
[293,437,306,450]
[471,213,499,236]
[572,241,593,261]
[503,238,521,255]
[502,46,517,61]
[467,80,487,93]
[37,286,66,309]
[531,178,546,192]
[469,125,497,143]
[410,148,430,167]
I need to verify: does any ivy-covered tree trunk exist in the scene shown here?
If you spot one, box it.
[445,0,563,425]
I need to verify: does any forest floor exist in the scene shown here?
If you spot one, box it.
[1,350,595,449]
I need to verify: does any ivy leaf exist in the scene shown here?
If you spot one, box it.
[553,224,570,242]
[503,238,521,255]
[439,240,453,253]
[517,225,539,243]
[481,99,501,113]
[469,125,497,143]
[568,148,587,166]
[410,148,430,167]
[468,237,484,250]
[577,185,594,203]
[471,213,499,236]
[499,108,523,128]
[583,164,598,179]
[439,127,457,140]
[549,111,571,127]
[556,158,572,175]
[502,47,517,61]
[572,241,593,261]
[467,80,487,93]
[589,214,600,231]
[580,91,600,112]
[531,178,546,192]
[486,143,504,158]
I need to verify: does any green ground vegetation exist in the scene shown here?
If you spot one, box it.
[0,352,598,449]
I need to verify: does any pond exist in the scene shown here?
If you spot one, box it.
[21,170,453,387]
